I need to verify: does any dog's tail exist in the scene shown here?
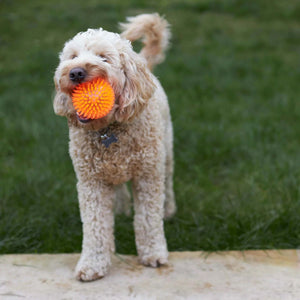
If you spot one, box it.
[120,13,171,70]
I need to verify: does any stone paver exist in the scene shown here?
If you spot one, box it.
[0,250,300,299]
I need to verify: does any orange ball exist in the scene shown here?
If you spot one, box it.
[72,78,115,120]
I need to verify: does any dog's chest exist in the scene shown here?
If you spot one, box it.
[93,142,135,184]
[69,127,145,185]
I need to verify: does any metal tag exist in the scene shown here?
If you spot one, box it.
[101,133,118,148]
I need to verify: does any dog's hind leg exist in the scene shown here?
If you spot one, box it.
[163,120,176,219]
[114,183,132,216]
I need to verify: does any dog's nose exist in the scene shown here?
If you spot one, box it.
[69,67,87,83]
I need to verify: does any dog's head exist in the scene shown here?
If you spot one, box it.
[53,28,155,130]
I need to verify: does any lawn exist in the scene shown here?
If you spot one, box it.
[1,0,300,254]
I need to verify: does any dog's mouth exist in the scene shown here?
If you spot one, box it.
[76,112,92,123]
[71,75,116,124]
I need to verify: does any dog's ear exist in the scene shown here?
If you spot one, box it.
[53,76,74,117]
[115,50,155,122]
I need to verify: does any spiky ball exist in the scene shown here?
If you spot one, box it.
[72,78,115,120]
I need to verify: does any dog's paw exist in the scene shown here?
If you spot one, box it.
[139,252,168,268]
[75,254,110,282]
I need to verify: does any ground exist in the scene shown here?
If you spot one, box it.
[0,0,300,254]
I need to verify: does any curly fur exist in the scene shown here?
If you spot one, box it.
[120,13,171,70]
[53,13,176,281]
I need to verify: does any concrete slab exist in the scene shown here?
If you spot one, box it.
[0,250,299,299]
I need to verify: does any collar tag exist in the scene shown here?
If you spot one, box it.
[101,133,118,148]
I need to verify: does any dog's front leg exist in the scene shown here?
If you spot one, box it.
[75,179,115,281]
[132,172,168,267]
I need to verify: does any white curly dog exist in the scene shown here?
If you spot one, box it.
[53,13,176,281]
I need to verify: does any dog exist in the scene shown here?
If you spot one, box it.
[53,13,176,281]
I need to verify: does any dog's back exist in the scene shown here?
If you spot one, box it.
[120,13,171,70]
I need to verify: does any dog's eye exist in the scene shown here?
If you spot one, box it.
[97,54,108,62]
[70,54,77,60]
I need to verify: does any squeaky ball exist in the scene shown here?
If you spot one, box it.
[72,78,115,120]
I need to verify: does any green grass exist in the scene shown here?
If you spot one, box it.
[1,0,300,254]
